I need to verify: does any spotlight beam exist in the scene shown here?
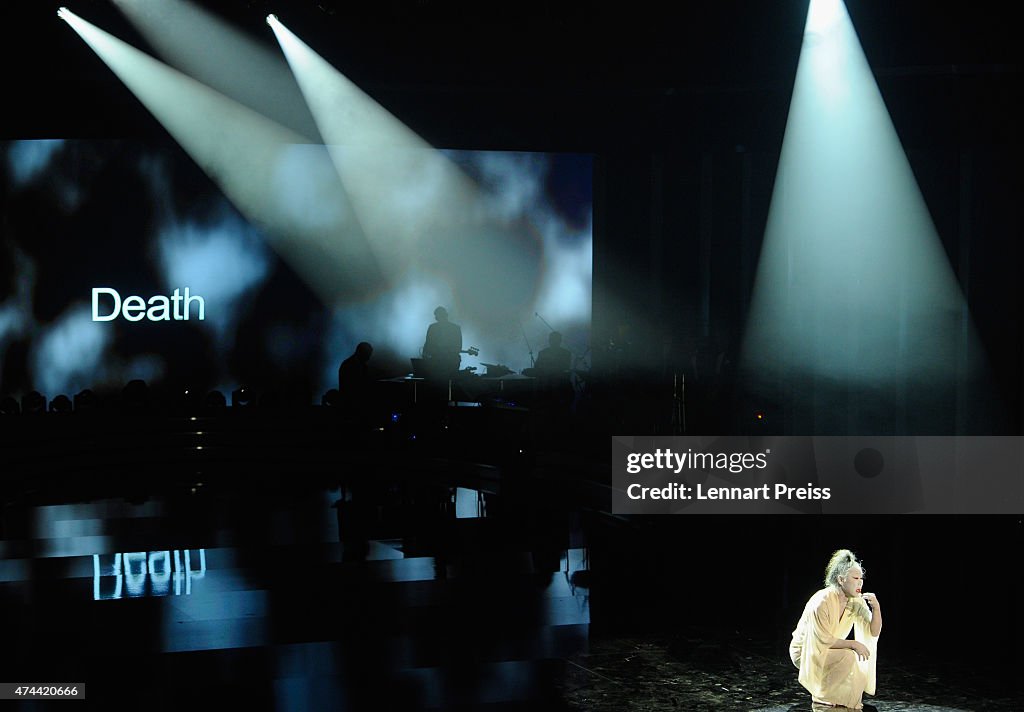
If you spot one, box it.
[57,7,382,303]
[267,17,481,268]
[267,17,552,332]
[110,0,321,141]
[739,0,989,417]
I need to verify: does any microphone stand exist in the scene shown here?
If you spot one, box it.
[534,312,555,333]
[571,345,591,396]
[519,319,535,367]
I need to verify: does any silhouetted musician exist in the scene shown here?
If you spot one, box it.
[338,341,374,414]
[422,306,463,379]
[534,331,573,409]
[535,331,571,375]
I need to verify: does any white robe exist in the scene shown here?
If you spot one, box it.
[789,587,879,709]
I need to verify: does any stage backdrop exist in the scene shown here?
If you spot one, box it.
[0,139,592,403]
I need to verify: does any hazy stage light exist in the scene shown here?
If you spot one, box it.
[739,0,990,425]
[269,17,583,367]
[111,1,320,140]
[56,8,590,385]
[804,0,843,35]
[267,16,479,262]
[57,8,381,304]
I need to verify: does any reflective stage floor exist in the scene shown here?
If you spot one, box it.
[1,471,1017,711]
[562,636,1017,711]
[1,474,590,710]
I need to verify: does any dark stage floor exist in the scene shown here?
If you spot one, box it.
[560,635,1017,711]
[1,471,591,710]
[1,458,1018,711]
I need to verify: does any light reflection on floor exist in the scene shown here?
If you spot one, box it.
[93,549,207,600]
[455,486,486,518]
[1,484,1014,709]
[0,485,592,701]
